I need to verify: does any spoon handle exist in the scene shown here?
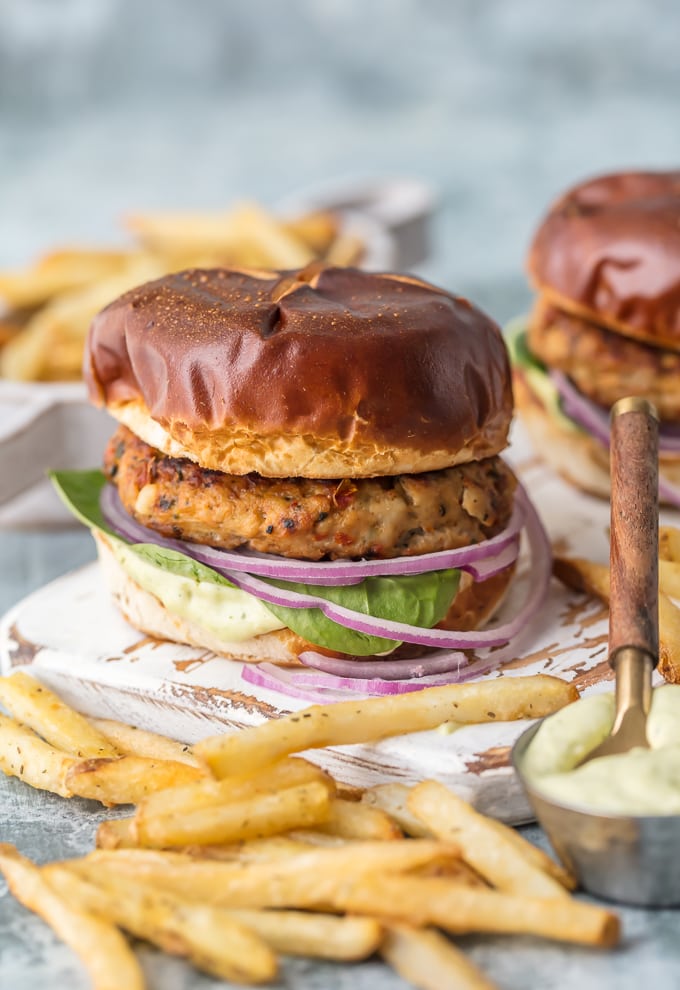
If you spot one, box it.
[609,397,659,663]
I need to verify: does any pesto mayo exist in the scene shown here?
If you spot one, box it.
[522,686,680,815]
[111,540,285,643]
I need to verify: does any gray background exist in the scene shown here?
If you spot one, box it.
[2,1,680,987]
[2,0,680,321]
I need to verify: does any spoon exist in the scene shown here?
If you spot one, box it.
[512,395,680,907]
[578,395,659,764]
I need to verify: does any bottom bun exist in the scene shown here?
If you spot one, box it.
[514,371,680,500]
[95,532,515,666]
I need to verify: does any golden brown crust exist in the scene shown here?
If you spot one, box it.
[514,368,680,500]
[85,265,513,478]
[528,297,680,421]
[528,170,680,349]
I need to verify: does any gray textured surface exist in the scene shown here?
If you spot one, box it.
[2,0,680,985]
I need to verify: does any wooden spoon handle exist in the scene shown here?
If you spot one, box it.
[609,397,659,663]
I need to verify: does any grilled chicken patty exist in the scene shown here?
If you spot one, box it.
[529,299,680,421]
[105,426,517,561]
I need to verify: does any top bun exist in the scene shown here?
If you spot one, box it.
[85,265,512,478]
[528,170,680,350]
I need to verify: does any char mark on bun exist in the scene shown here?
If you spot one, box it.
[54,264,550,696]
[513,169,680,504]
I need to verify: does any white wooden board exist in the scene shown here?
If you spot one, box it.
[1,425,658,824]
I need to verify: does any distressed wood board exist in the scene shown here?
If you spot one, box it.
[0,425,665,823]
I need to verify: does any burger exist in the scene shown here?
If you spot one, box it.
[513,169,680,504]
[53,264,548,698]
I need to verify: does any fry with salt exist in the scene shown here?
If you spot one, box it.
[382,923,497,990]
[316,797,403,841]
[228,908,382,961]
[334,874,620,947]
[408,780,568,898]
[555,554,680,683]
[135,779,332,847]
[45,863,277,984]
[66,755,205,806]
[88,717,202,767]
[78,840,461,907]
[0,845,143,990]
[0,714,75,797]
[135,755,331,826]
[0,672,119,758]
[195,675,578,778]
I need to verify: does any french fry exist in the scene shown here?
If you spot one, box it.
[0,714,75,796]
[95,820,321,859]
[0,845,143,990]
[135,756,332,827]
[135,780,332,847]
[323,232,365,266]
[66,755,205,806]
[228,203,316,268]
[407,781,568,898]
[409,856,487,886]
[553,556,610,602]
[659,594,680,684]
[228,908,382,961]
[660,525,680,564]
[659,560,680,600]
[381,923,497,990]
[285,829,350,847]
[555,554,680,683]
[0,249,129,310]
[195,675,578,778]
[44,863,277,985]
[79,840,462,906]
[88,717,203,767]
[362,783,433,838]
[96,817,138,850]
[1,256,165,381]
[316,797,403,841]
[334,874,620,947]
[125,208,249,254]
[0,672,120,759]
[126,202,316,269]
[179,835,323,861]
[282,211,339,254]
[480,816,576,890]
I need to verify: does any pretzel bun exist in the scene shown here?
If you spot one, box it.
[528,170,680,350]
[85,265,512,478]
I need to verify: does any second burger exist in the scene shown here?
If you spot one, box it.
[513,169,680,504]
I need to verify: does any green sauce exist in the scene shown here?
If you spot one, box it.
[111,540,285,643]
[522,686,680,815]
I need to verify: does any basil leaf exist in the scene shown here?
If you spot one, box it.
[51,469,460,656]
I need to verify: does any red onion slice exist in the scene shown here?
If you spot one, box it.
[241,661,458,700]
[223,485,547,650]
[550,371,680,507]
[238,482,552,698]
[99,484,524,585]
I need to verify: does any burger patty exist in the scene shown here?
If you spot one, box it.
[528,298,680,421]
[105,426,517,561]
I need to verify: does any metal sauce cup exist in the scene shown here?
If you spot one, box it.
[513,721,680,907]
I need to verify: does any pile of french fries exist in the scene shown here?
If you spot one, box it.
[0,670,620,990]
[555,522,680,684]
[0,202,363,382]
